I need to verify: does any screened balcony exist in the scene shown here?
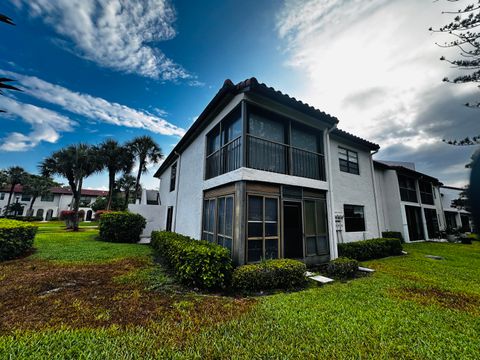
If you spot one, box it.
[205,102,326,181]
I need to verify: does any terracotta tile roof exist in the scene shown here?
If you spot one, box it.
[331,128,380,151]
[0,185,107,196]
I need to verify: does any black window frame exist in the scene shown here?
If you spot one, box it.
[170,162,177,192]
[398,174,418,203]
[419,180,434,205]
[166,206,174,231]
[343,204,366,232]
[201,195,235,253]
[338,147,359,175]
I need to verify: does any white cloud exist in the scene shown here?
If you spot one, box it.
[0,96,75,151]
[277,0,476,185]
[2,70,185,137]
[12,0,192,80]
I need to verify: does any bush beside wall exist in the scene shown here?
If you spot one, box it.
[151,231,233,289]
[0,219,38,261]
[232,259,307,292]
[99,212,146,243]
[326,257,359,279]
[0,215,43,222]
[382,231,404,243]
[338,238,403,261]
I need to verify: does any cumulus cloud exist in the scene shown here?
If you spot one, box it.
[11,0,192,80]
[276,0,477,185]
[2,70,185,137]
[0,96,75,151]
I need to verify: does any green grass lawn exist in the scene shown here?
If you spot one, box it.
[1,230,479,359]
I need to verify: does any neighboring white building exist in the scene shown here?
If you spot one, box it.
[152,78,472,265]
[0,185,107,221]
[440,186,472,232]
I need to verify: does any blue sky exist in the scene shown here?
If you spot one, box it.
[0,0,476,189]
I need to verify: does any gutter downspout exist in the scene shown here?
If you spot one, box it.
[369,149,382,236]
[326,124,338,259]
[173,151,181,232]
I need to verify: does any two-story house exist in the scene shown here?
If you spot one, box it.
[154,78,382,265]
[440,185,472,232]
[373,161,445,242]
[0,185,107,221]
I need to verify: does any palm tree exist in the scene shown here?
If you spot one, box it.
[96,139,133,210]
[40,144,100,231]
[116,173,137,209]
[23,174,59,213]
[127,136,163,203]
[4,166,27,215]
[0,14,14,25]
[0,14,20,113]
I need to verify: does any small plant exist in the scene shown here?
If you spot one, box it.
[151,231,233,290]
[326,257,359,279]
[99,212,146,243]
[232,259,307,292]
[338,238,403,261]
[0,219,38,261]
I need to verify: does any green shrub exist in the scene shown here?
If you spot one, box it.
[382,231,404,243]
[99,212,146,243]
[326,257,359,279]
[338,238,403,261]
[1,215,44,222]
[0,219,38,261]
[232,259,307,292]
[151,231,233,289]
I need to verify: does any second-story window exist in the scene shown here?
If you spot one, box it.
[21,194,31,202]
[170,162,177,192]
[419,180,434,205]
[40,193,54,202]
[205,107,242,179]
[398,175,417,202]
[339,147,359,175]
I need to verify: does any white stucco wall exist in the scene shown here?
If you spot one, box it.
[329,138,380,243]
[128,204,165,238]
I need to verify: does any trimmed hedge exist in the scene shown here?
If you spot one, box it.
[338,238,403,261]
[0,215,43,222]
[151,231,233,289]
[232,259,307,292]
[99,212,146,243]
[382,231,404,243]
[0,219,38,261]
[326,257,359,279]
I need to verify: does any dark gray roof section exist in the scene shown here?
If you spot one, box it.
[374,160,442,185]
[330,128,380,151]
[154,77,340,177]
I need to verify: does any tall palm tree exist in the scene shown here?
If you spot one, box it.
[0,14,14,25]
[0,14,20,113]
[40,144,100,231]
[4,166,27,214]
[116,173,137,209]
[23,174,59,213]
[127,136,163,202]
[96,139,134,210]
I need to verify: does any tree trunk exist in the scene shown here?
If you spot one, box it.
[6,183,15,214]
[124,189,130,209]
[134,160,144,204]
[106,170,115,210]
[29,195,37,211]
[73,178,83,232]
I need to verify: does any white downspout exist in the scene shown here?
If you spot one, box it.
[326,125,338,259]
[173,151,181,232]
[369,149,382,237]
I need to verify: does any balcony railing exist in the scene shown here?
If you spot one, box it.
[247,135,325,181]
[206,137,242,179]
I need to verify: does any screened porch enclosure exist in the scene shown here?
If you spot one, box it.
[205,102,327,181]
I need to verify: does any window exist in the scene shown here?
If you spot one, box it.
[344,205,365,232]
[0,193,4,200]
[205,108,242,179]
[202,196,234,252]
[339,147,359,175]
[398,175,418,202]
[304,199,329,256]
[21,194,31,202]
[170,162,177,192]
[419,181,434,205]
[166,206,174,231]
[79,196,91,207]
[247,195,279,262]
[40,193,54,202]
